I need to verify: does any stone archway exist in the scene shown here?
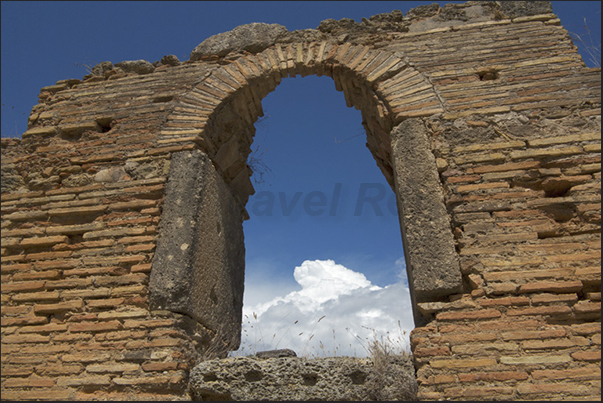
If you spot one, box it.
[148,38,462,350]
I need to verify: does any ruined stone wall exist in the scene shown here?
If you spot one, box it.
[1,1,600,401]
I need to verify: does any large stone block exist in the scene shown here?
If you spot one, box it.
[149,150,245,351]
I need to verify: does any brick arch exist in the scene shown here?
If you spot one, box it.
[150,41,462,347]
[162,42,442,204]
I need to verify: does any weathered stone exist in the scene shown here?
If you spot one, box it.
[189,355,417,401]
[91,61,113,76]
[114,59,155,74]
[94,166,128,183]
[149,150,245,352]
[390,118,462,322]
[1,2,601,402]
[256,349,297,359]
[499,1,553,18]
[160,54,181,66]
[190,23,288,60]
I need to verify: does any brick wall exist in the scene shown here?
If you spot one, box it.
[1,2,600,400]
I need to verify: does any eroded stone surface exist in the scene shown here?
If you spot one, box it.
[189,354,417,401]
[190,22,288,60]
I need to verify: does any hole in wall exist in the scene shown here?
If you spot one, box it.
[476,69,499,81]
[302,373,318,386]
[153,95,174,103]
[96,117,113,133]
[245,370,263,382]
[348,369,367,385]
[210,286,219,305]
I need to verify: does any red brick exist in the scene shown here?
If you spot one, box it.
[19,344,71,355]
[25,251,72,260]
[570,323,601,336]
[446,174,481,184]
[522,337,590,349]
[1,365,35,376]
[532,366,601,380]
[502,329,566,341]
[53,332,94,342]
[1,316,48,327]
[421,374,457,385]
[571,350,601,362]
[531,293,578,304]
[33,259,80,270]
[10,290,61,302]
[95,329,146,342]
[469,160,540,174]
[436,309,501,321]
[34,300,84,315]
[131,263,152,273]
[517,382,591,396]
[36,364,83,376]
[57,374,112,387]
[2,281,45,292]
[0,263,32,273]
[124,243,156,253]
[413,346,451,358]
[480,319,540,331]
[108,199,158,211]
[62,266,125,277]
[69,320,122,333]
[141,362,179,372]
[117,235,156,244]
[61,352,111,363]
[519,280,583,294]
[19,322,68,333]
[112,374,174,386]
[0,389,74,401]
[439,332,498,344]
[1,305,29,315]
[20,235,68,247]
[2,333,50,343]
[478,296,530,307]
[86,297,125,309]
[430,358,497,368]
[444,386,515,398]
[86,363,140,373]
[44,278,93,289]
[2,376,56,387]
[573,301,601,314]
[507,305,572,316]
[12,270,61,281]
[458,371,528,382]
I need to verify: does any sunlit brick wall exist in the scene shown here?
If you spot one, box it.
[1,2,600,400]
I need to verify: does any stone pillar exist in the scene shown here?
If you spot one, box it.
[149,149,245,352]
[390,118,462,326]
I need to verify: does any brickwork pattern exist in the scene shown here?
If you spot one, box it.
[1,3,600,401]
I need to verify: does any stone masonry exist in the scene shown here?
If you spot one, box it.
[1,1,600,401]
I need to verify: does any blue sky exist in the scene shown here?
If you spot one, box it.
[2,1,600,357]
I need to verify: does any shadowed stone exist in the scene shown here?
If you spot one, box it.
[149,150,245,351]
[114,59,155,74]
[500,1,553,18]
[256,349,297,359]
[189,355,417,401]
[390,119,462,325]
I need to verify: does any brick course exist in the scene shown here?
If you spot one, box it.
[1,2,600,401]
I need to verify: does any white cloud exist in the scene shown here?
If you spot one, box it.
[233,259,415,358]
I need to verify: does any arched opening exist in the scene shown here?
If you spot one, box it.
[236,74,414,357]
[150,43,462,357]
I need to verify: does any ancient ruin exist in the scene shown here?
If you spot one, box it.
[1,1,600,400]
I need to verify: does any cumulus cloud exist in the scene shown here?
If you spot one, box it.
[233,259,415,358]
